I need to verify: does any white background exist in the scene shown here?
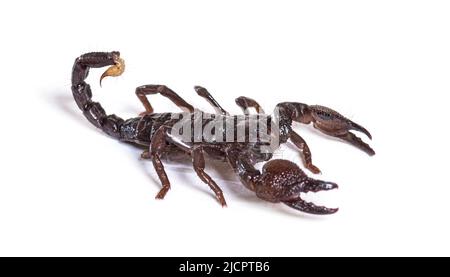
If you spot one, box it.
[0,0,449,256]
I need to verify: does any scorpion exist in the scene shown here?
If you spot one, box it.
[71,51,375,215]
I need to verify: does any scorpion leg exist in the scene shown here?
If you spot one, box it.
[194,86,229,115]
[135,85,195,115]
[149,125,175,199]
[235,96,265,115]
[289,130,321,174]
[192,146,227,206]
[149,123,226,204]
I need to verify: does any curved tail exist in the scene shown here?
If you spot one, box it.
[71,51,125,139]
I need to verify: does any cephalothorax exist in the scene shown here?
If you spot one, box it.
[71,51,375,215]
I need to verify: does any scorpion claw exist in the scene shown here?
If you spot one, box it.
[283,199,339,215]
[99,54,125,87]
[307,105,375,155]
[349,121,372,140]
[302,179,338,192]
[343,132,376,156]
[258,159,339,215]
[282,178,338,214]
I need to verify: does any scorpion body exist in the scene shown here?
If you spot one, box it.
[71,51,374,215]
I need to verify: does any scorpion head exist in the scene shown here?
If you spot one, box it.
[100,52,125,87]
[257,159,338,214]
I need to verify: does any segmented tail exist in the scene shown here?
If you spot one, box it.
[71,52,125,139]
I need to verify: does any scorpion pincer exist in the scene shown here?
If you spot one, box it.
[71,51,375,215]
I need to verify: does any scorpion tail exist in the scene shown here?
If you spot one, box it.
[71,51,125,139]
